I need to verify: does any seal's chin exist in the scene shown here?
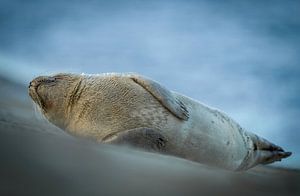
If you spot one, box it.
[28,85,46,112]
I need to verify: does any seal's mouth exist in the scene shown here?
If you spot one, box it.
[28,77,47,111]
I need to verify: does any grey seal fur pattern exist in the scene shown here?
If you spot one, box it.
[28,72,291,171]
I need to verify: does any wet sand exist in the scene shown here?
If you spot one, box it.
[0,76,299,196]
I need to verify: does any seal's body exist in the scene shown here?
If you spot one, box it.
[29,73,291,170]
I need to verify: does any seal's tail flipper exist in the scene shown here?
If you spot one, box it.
[259,150,292,165]
[250,133,292,165]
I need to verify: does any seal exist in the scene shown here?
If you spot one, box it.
[28,73,292,170]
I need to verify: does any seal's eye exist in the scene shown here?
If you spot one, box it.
[43,77,56,85]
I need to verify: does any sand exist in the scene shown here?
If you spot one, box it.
[0,75,299,196]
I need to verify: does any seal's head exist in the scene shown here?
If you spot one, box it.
[28,73,81,128]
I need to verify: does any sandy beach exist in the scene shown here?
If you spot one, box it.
[0,75,299,196]
[1,0,300,195]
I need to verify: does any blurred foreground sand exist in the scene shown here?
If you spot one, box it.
[0,76,299,196]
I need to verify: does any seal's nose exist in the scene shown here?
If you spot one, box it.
[28,81,35,88]
[28,76,47,88]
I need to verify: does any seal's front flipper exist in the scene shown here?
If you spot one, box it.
[104,127,168,152]
[127,74,189,121]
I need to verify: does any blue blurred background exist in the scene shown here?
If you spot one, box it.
[0,0,299,168]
